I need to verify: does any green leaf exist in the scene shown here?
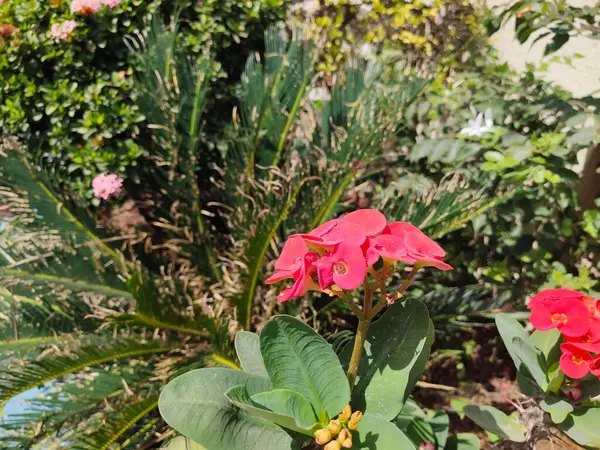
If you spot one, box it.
[540,396,573,424]
[559,408,600,447]
[339,299,431,420]
[463,405,526,442]
[354,414,416,450]
[162,437,207,450]
[544,33,570,56]
[252,389,319,430]
[444,433,481,450]
[529,329,561,367]
[430,411,449,449]
[496,313,547,389]
[235,331,268,378]
[226,386,317,435]
[512,336,548,391]
[407,418,435,448]
[546,362,565,394]
[260,315,350,422]
[394,398,427,430]
[159,368,303,450]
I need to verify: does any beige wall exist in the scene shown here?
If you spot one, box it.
[486,0,600,97]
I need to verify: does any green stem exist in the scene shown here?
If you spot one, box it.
[347,318,370,391]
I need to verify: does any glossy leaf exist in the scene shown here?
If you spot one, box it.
[162,436,207,450]
[260,315,350,421]
[407,418,435,448]
[430,411,449,449]
[354,414,416,450]
[529,329,561,367]
[444,433,481,450]
[159,368,304,450]
[540,396,573,424]
[226,386,317,434]
[463,405,526,442]
[235,331,268,378]
[559,407,600,447]
[512,337,548,391]
[340,299,431,421]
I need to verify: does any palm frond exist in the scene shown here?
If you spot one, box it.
[0,338,173,403]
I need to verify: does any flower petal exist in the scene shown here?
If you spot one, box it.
[331,243,367,290]
[274,236,308,271]
[341,209,387,237]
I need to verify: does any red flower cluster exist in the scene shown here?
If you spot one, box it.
[529,289,600,379]
[266,209,452,302]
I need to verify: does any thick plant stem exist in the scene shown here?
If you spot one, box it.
[347,318,370,391]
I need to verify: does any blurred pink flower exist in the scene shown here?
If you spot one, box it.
[419,443,435,450]
[71,0,102,14]
[101,0,119,8]
[51,20,76,40]
[92,173,123,200]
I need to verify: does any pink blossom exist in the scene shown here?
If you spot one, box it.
[562,382,583,401]
[101,0,119,8]
[419,443,435,450]
[71,0,102,14]
[51,20,77,40]
[341,208,387,237]
[92,173,123,200]
[315,242,367,290]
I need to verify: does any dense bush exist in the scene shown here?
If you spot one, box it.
[0,0,283,197]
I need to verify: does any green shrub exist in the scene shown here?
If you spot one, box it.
[0,0,283,197]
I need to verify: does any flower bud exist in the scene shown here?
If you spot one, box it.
[315,429,332,445]
[338,429,353,448]
[324,441,342,450]
[339,404,352,422]
[347,410,362,430]
[329,419,342,436]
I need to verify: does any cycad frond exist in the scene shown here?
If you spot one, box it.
[72,395,159,450]
[0,338,173,403]
[377,172,518,239]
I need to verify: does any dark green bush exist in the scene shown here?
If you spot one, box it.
[0,0,283,197]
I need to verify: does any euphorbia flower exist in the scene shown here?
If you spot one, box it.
[361,238,379,266]
[266,237,320,302]
[528,288,588,309]
[383,221,421,238]
[315,243,367,290]
[101,0,119,7]
[565,317,600,352]
[341,209,387,236]
[530,297,590,337]
[51,20,76,40]
[403,231,452,271]
[562,382,583,401]
[559,343,593,379]
[591,355,600,378]
[297,220,366,248]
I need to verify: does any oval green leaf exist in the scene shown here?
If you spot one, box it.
[260,315,350,421]
[354,414,416,450]
[559,407,600,447]
[235,330,269,377]
[339,299,432,421]
[463,405,526,442]
[159,368,303,450]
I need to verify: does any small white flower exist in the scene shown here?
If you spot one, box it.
[460,108,495,137]
[307,87,331,102]
[357,3,372,18]
[359,42,376,59]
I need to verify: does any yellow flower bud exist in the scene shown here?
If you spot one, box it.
[339,404,352,422]
[338,429,353,448]
[329,419,342,436]
[341,437,353,448]
[348,411,363,430]
[324,441,342,450]
[315,429,333,445]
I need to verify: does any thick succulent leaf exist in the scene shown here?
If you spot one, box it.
[159,368,304,450]
[540,396,573,424]
[260,315,350,422]
[511,336,548,391]
[463,405,526,442]
[558,407,600,447]
[226,385,317,435]
[444,433,481,450]
[496,313,547,389]
[354,414,416,450]
[235,331,268,378]
[251,389,319,431]
[529,329,561,367]
[339,299,431,420]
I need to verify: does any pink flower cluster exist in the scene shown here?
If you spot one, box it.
[92,173,123,200]
[529,288,600,380]
[51,20,77,40]
[267,209,452,302]
[71,0,118,14]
